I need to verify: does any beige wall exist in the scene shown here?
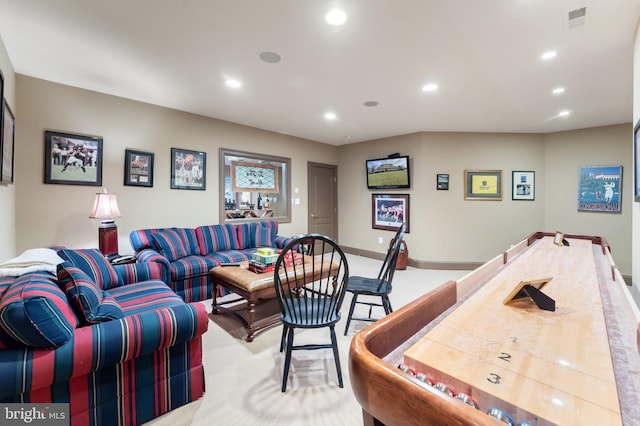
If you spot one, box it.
[0,34,16,262]
[5,73,634,279]
[337,132,546,265]
[14,76,337,255]
[337,125,632,274]
[544,125,632,274]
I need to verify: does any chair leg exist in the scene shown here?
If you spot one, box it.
[280,324,289,352]
[382,295,393,315]
[281,327,295,392]
[344,294,358,335]
[329,325,343,388]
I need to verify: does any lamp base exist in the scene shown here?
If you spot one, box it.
[99,220,119,260]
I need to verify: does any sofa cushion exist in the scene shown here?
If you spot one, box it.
[0,272,78,349]
[152,229,193,262]
[169,255,218,282]
[235,223,253,249]
[252,221,277,248]
[196,224,240,255]
[58,248,122,290]
[57,263,125,324]
[109,280,185,315]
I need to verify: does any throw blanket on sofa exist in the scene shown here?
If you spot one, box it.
[0,248,65,277]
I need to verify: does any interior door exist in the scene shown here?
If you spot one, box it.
[308,162,338,241]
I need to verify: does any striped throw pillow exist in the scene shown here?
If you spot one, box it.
[57,263,124,324]
[0,272,78,349]
[152,229,191,262]
[58,248,123,290]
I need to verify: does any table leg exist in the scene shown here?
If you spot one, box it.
[245,301,256,342]
[212,282,220,314]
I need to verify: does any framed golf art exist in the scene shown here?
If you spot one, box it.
[44,130,103,186]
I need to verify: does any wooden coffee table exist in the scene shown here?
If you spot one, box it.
[210,258,336,342]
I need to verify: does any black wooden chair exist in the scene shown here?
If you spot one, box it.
[343,222,406,335]
[273,234,349,392]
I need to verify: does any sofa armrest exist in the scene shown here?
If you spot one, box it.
[134,248,171,285]
[274,235,293,249]
[0,302,208,399]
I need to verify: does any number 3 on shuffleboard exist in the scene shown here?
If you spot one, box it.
[487,373,501,384]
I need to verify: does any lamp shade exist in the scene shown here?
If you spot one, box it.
[89,192,121,220]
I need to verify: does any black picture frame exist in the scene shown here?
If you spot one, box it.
[634,120,640,202]
[171,147,206,190]
[512,171,535,201]
[44,130,103,186]
[124,149,154,187]
[437,174,449,190]
[1,99,15,184]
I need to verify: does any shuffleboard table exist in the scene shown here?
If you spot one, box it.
[349,232,640,425]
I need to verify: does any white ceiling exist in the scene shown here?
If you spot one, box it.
[0,0,638,146]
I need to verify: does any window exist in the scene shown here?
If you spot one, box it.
[219,148,291,223]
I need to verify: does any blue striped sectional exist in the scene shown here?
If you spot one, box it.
[129,220,293,303]
[0,249,208,426]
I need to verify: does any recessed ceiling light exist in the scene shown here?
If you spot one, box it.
[558,110,571,117]
[363,101,379,107]
[326,9,347,25]
[259,51,281,63]
[324,112,337,120]
[422,83,438,92]
[552,87,565,95]
[541,50,557,60]
[225,79,242,88]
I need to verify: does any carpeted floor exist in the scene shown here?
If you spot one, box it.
[146,254,469,426]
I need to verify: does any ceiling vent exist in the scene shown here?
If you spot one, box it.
[567,6,586,29]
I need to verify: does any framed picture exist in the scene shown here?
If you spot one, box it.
[512,171,535,201]
[171,147,206,190]
[577,165,622,213]
[634,120,640,202]
[437,174,449,190]
[231,160,279,192]
[372,193,410,233]
[464,170,503,200]
[44,130,103,186]
[124,149,154,187]
[1,99,15,183]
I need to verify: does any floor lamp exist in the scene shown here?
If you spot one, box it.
[89,188,121,260]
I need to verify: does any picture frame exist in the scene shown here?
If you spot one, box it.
[437,173,449,190]
[464,169,503,200]
[577,165,622,213]
[171,147,206,190]
[124,149,154,187]
[553,231,564,246]
[512,171,535,201]
[44,130,103,186]
[634,120,640,202]
[231,160,279,192]
[1,99,15,183]
[372,193,410,233]
[503,277,553,305]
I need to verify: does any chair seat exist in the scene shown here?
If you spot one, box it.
[280,297,341,327]
[347,276,391,295]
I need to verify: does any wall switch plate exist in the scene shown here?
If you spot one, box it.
[378,237,383,244]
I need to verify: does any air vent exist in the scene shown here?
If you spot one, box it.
[567,6,586,28]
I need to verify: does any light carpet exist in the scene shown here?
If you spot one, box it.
[146,254,469,426]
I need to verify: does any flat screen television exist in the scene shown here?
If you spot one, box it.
[366,156,411,189]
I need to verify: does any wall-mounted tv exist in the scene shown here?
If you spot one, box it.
[366,156,411,189]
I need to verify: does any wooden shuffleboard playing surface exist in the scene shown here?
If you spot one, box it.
[403,236,619,424]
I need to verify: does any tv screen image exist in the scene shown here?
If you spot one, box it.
[366,156,411,189]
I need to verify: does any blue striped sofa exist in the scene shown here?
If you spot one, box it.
[0,248,208,426]
[129,220,293,303]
